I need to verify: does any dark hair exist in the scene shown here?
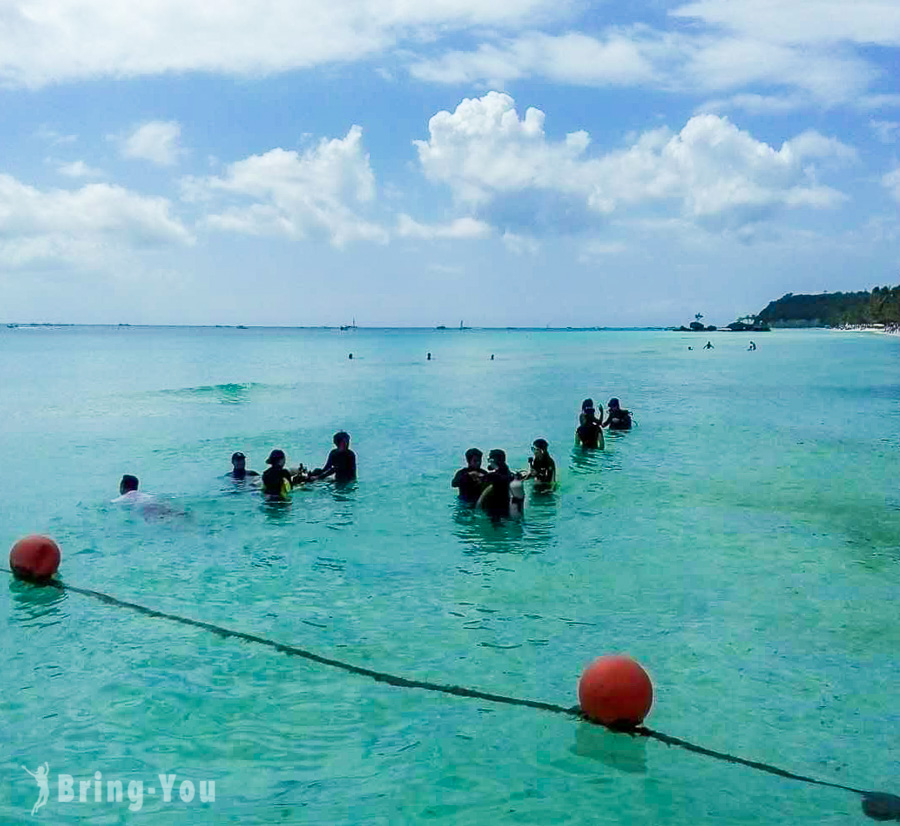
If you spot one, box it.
[120,474,139,492]
[488,448,506,464]
[231,452,245,463]
[266,449,285,464]
[608,398,620,408]
[533,438,548,450]
[465,448,483,461]
[333,431,350,446]
[582,398,594,411]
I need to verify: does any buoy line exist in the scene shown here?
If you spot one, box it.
[6,558,899,821]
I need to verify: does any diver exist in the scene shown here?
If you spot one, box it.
[452,448,487,504]
[308,431,357,482]
[227,452,260,480]
[603,398,633,430]
[576,400,604,448]
[476,449,514,518]
[262,449,294,498]
[524,438,556,487]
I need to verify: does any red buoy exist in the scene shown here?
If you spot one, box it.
[9,535,61,583]
[578,655,653,729]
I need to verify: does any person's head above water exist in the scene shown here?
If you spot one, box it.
[487,448,507,469]
[465,447,483,468]
[266,449,286,467]
[333,431,350,449]
[231,452,246,468]
[582,398,595,412]
[119,474,139,494]
[533,438,549,454]
[608,398,620,410]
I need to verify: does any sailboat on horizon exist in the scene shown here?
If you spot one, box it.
[340,317,357,331]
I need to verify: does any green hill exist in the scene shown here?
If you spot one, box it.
[757,286,900,327]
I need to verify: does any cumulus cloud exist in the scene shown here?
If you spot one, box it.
[0,175,193,267]
[415,92,853,234]
[396,214,491,239]
[186,126,387,246]
[120,121,183,167]
[0,0,572,87]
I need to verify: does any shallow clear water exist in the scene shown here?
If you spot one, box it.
[1,326,898,824]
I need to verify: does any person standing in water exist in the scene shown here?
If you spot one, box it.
[262,449,294,498]
[452,448,487,504]
[226,452,259,480]
[309,431,357,482]
[476,449,514,518]
[603,398,633,430]
[524,438,556,487]
[576,399,604,448]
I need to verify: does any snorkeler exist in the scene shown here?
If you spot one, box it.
[308,431,357,482]
[227,452,260,480]
[603,398,633,430]
[262,449,294,498]
[452,447,487,504]
[476,449,514,518]
[524,438,556,486]
[576,400,604,449]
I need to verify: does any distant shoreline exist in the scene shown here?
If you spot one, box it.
[831,323,900,336]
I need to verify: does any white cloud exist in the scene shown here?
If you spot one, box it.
[578,240,627,262]
[396,214,492,239]
[415,92,854,234]
[410,31,656,86]
[0,0,573,88]
[55,160,104,179]
[871,120,900,144]
[671,0,900,47]
[120,121,183,167]
[883,167,900,203]
[501,231,539,255]
[0,175,193,267]
[187,126,387,246]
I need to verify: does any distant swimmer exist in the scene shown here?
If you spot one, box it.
[262,449,294,499]
[603,398,632,430]
[703,340,714,349]
[524,438,556,487]
[427,352,432,361]
[687,346,693,351]
[309,431,357,483]
[452,447,487,504]
[490,354,495,360]
[476,449,514,518]
[111,474,155,505]
[576,400,604,449]
[748,341,757,351]
[227,452,260,481]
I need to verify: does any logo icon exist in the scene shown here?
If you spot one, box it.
[22,763,50,816]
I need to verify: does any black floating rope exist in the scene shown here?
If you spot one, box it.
[9,570,900,822]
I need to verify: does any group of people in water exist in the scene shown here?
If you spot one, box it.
[114,396,632,519]
[451,396,632,519]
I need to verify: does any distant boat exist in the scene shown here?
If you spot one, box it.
[436,325,447,330]
[7,323,17,328]
[236,325,248,329]
[340,317,358,331]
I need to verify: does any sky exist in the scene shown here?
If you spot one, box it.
[0,0,899,327]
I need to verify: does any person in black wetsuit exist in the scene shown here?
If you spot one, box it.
[262,449,293,498]
[452,448,487,504]
[309,431,357,482]
[476,449,514,518]
[576,400,604,448]
[226,452,260,481]
[524,438,556,486]
[603,398,632,430]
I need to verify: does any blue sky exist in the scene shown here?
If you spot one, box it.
[1,0,898,326]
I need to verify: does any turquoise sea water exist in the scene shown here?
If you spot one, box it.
[1,326,898,824]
